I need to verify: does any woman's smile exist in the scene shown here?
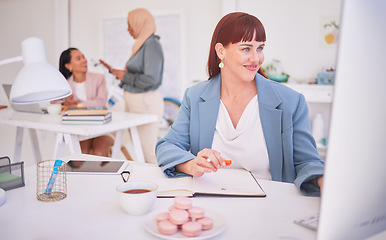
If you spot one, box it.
[244,64,258,71]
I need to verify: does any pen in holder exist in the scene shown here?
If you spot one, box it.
[36,160,67,202]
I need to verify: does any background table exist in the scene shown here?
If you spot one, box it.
[0,108,157,163]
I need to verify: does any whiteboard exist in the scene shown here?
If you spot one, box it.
[102,13,183,101]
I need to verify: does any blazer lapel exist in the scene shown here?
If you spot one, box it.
[85,72,92,101]
[198,75,221,150]
[256,75,283,181]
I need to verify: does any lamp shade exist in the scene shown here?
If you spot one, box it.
[10,37,72,104]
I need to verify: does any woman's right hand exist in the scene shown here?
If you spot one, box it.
[175,148,226,177]
[111,68,127,81]
[99,59,127,80]
[99,59,113,73]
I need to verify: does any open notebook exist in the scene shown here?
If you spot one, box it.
[128,164,266,198]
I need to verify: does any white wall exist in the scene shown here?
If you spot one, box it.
[0,0,342,166]
[68,0,342,94]
[0,0,55,84]
[68,0,222,92]
[0,0,60,166]
[237,0,342,80]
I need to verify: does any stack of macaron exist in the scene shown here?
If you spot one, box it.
[156,196,214,237]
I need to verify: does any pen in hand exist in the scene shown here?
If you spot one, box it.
[224,160,232,166]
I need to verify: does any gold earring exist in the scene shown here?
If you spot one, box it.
[218,59,224,68]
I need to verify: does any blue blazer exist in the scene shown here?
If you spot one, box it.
[156,73,324,196]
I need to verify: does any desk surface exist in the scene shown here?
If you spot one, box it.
[0,108,157,136]
[1,155,385,240]
[0,155,320,240]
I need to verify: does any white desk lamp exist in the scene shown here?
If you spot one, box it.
[0,37,72,104]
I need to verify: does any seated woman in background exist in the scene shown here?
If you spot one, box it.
[57,48,114,157]
[156,12,324,197]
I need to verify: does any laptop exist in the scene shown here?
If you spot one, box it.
[2,84,47,114]
[294,0,386,239]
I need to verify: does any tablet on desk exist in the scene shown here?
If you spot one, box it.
[66,159,128,174]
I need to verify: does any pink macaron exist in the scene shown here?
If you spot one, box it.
[156,212,170,222]
[188,207,205,219]
[196,216,214,230]
[173,196,193,210]
[157,220,178,235]
[169,209,189,225]
[168,205,178,212]
[181,221,203,237]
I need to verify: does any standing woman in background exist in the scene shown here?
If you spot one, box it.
[58,48,114,157]
[100,8,164,164]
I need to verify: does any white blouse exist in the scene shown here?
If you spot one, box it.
[73,81,87,103]
[211,95,272,180]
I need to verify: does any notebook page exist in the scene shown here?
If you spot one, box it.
[192,168,265,196]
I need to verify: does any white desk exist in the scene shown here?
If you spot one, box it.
[0,108,157,163]
[0,154,321,240]
[2,154,386,240]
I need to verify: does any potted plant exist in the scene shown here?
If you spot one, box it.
[262,59,290,82]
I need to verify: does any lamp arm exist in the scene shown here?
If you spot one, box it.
[0,56,23,66]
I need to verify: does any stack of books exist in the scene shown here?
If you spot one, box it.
[62,107,112,125]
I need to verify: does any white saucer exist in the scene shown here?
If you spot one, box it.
[144,209,226,240]
[0,188,6,206]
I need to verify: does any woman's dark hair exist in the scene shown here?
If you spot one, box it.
[59,48,78,79]
[207,12,267,79]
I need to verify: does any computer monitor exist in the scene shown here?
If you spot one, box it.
[317,0,386,239]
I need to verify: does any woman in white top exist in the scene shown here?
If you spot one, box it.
[58,48,114,157]
[156,12,325,196]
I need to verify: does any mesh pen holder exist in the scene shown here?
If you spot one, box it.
[36,160,67,202]
[0,156,25,191]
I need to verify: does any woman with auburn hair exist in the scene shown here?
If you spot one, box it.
[156,12,324,196]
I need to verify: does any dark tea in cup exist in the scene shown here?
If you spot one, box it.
[124,189,151,194]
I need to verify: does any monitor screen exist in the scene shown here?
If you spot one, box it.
[317,0,386,239]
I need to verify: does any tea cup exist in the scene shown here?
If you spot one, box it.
[47,104,62,115]
[116,181,158,215]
